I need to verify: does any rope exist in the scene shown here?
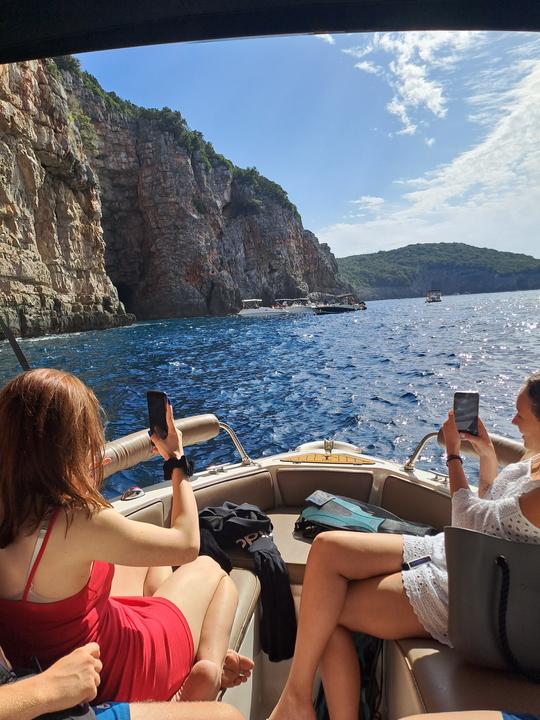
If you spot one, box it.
[0,316,30,371]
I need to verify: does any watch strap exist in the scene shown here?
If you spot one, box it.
[163,455,194,480]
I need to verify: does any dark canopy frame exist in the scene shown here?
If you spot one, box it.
[1,0,540,64]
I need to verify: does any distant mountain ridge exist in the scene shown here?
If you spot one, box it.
[337,243,540,300]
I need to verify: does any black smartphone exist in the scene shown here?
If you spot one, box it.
[453,391,480,436]
[147,390,168,440]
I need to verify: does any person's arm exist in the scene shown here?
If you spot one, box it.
[463,418,498,497]
[442,412,498,497]
[75,402,200,568]
[0,644,101,720]
[441,410,470,496]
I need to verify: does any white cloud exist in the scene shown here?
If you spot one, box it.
[314,34,335,45]
[351,195,385,211]
[317,58,540,260]
[425,137,435,146]
[344,31,485,135]
[354,60,382,76]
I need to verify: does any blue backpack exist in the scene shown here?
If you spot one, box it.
[295,490,437,538]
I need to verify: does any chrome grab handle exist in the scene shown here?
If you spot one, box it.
[403,431,439,472]
[218,422,252,466]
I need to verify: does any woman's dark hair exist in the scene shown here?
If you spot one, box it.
[525,370,540,421]
[0,368,110,548]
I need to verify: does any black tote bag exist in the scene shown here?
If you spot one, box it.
[445,526,540,680]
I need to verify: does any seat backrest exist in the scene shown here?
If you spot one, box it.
[437,429,525,467]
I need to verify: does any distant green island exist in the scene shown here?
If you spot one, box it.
[337,243,540,300]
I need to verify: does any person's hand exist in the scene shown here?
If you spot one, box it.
[36,643,102,713]
[150,401,184,460]
[442,410,461,455]
[459,417,494,458]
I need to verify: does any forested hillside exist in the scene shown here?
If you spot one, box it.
[337,243,540,300]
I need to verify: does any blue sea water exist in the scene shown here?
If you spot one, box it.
[1,289,539,498]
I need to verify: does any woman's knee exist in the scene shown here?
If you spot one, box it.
[217,703,245,720]
[190,554,228,580]
[310,531,342,558]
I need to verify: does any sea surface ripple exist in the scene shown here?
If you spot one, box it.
[1,289,539,498]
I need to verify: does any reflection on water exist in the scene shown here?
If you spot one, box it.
[1,289,539,498]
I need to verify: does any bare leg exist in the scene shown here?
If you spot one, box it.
[401,714,503,720]
[317,572,429,720]
[144,565,172,595]
[110,565,172,597]
[154,557,252,701]
[179,573,238,701]
[319,626,360,720]
[269,531,411,720]
[129,701,245,720]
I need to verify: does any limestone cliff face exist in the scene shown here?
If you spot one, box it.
[64,68,348,318]
[0,61,133,337]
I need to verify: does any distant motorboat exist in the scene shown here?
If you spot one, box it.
[275,298,316,314]
[315,294,366,314]
[425,291,442,303]
[238,299,290,317]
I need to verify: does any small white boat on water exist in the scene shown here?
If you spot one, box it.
[426,291,442,303]
[238,299,290,317]
[275,298,316,314]
[238,298,315,317]
[315,294,366,314]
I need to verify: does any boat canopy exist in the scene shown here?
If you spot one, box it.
[241,299,263,309]
[275,298,310,305]
[1,1,540,64]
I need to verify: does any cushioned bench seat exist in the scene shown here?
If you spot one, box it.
[229,568,260,651]
[386,638,540,719]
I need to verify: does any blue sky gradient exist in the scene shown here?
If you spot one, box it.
[77,31,540,258]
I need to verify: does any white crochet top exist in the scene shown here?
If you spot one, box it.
[402,456,540,646]
[451,458,540,543]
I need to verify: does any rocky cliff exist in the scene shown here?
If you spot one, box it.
[62,59,348,319]
[0,61,133,337]
[0,58,349,336]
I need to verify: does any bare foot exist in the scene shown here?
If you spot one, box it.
[269,687,316,720]
[179,659,221,701]
[221,649,255,689]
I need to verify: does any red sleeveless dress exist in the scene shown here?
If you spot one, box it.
[0,510,194,702]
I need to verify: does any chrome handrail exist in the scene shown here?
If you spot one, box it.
[403,431,439,472]
[219,422,252,466]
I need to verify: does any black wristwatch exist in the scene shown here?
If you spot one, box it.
[163,455,194,480]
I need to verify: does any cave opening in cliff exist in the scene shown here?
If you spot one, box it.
[115,283,135,313]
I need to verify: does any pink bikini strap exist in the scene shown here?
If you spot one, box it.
[22,509,61,602]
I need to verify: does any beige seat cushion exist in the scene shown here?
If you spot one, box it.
[229,568,260,652]
[387,638,540,718]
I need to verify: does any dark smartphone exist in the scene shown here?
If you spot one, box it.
[147,390,168,440]
[453,391,480,436]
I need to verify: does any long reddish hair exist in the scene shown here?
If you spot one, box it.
[0,368,110,548]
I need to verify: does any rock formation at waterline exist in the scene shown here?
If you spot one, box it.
[0,61,133,337]
[0,57,350,337]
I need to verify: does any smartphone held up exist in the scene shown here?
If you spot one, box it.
[453,391,480,436]
[147,390,168,440]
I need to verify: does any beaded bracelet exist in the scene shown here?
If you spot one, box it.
[446,454,463,465]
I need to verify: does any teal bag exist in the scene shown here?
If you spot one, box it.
[295,491,436,538]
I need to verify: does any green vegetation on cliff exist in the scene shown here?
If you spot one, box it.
[51,56,298,216]
[337,243,540,299]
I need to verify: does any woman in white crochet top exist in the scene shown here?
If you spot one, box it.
[270,372,540,720]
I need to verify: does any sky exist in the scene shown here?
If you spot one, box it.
[76,31,540,259]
